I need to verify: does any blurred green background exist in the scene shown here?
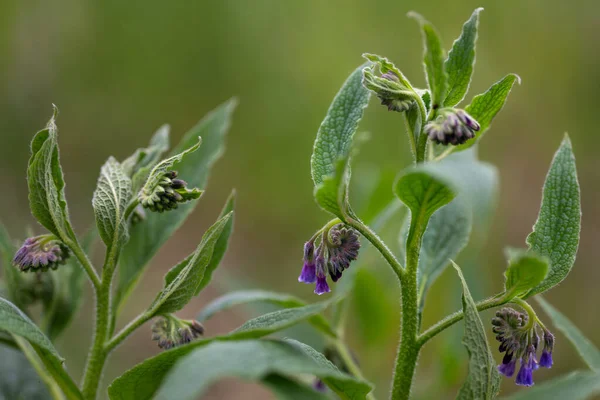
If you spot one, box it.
[0,0,598,398]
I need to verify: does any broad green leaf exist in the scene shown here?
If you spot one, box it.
[115,100,236,325]
[500,371,600,400]
[536,297,600,371]
[45,228,96,340]
[150,212,233,315]
[231,301,336,338]
[27,108,76,243]
[455,74,520,151]
[526,136,581,296]
[394,166,456,266]
[443,8,483,107]
[196,289,332,335]
[152,340,371,400]
[453,262,500,400]
[0,345,50,400]
[0,297,82,400]
[503,249,548,298]
[311,63,370,193]
[122,124,170,183]
[408,12,447,108]
[263,374,329,400]
[92,157,132,252]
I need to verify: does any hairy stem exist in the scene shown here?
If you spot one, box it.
[417,295,508,347]
[105,311,151,353]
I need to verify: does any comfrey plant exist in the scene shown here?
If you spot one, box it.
[0,8,596,400]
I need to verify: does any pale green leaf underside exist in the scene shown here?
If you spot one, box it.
[152,340,371,400]
[92,157,132,249]
[27,118,74,242]
[536,297,600,371]
[503,249,549,298]
[263,374,330,400]
[115,99,236,322]
[500,371,600,400]
[311,64,370,187]
[196,289,333,335]
[150,212,233,315]
[443,8,482,107]
[453,262,500,400]
[408,12,447,107]
[455,74,519,152]
[526,136,580,296]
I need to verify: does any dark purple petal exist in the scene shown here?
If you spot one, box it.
[539,350,553,368]
[315,276,330,295]
[498,358,517,378]
[515,360,534,387]
[298,262,316,283]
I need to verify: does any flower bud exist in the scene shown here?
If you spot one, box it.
[140,170,201,213]
[424,108,480,146]
[13,235,70,272]
[362,66,415,113]
[151,316,205,350]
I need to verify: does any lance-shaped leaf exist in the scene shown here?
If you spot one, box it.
[149,212,233,316]
[151,340,371,400]
[536,297,600,371]
[526,136,580,296]
[110,297,345,400]
[0,297,82,399]
[500,371,600,400]
[453,262,500,400]
[443,8,483,107]
[503,248,548,298]
[122,124,170,183]
[408,12,447,108]
[93,157,132,253]
[263,374,330,400]
[311,64,370,218]
[115,100,236,325]
[27,108,76,243]
[197,290,332,336]
[454,74,520,152]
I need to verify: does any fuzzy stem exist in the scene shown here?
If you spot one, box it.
[105,311,151,353]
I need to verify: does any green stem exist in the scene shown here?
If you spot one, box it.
[511,298,539,330]
[105,311,151,353]
[14,336,66,400]
[345,218,404,282]
[417,295,508,347]
[333,340,377,400]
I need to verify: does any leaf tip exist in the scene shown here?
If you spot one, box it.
[561,132,573,148]
[511,73,522,85]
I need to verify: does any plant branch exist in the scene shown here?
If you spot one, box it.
[105,311,151,353]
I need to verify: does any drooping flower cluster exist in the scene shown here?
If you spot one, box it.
[492,307,554,386]
[424,108,480,145]
[298,224,360,295]
[151,316,205,350]
[362,65,415,113]
[140,170,199,213]
[13,235,70,272]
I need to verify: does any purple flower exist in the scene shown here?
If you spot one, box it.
[424,108,479,146]
[516,358,534,386]
[151,317,204,350]
[314,248,330,295]
[315,276,330,295]
[539,350,553,368]
[298,241,316,284]
[13,235,69,272]
[498,353,517,377]
[313,380,327,392]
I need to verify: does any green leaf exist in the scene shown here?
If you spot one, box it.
[27,108,76,243]
[526,136,581,296]
[0,297,82,399]
[0,222,26,310]
[122,124,170,182]
[455,74,520,151]
[196,289,332,335]
[45,228,96,340]
[453,262,500,400]
[311,64,370,213]
[115,99,236,324]
[503,249,549,298]
[92,157,132,253]
[150,340,371,400]
[500,371,600,400]
[263,374,330,400]
[149,212,233,315]
[443,8,483,107]
[408,12,447,108]
[536,297,600,371]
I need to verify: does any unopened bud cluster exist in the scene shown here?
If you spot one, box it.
[362,67,415,113]
[298,224,360,295]
[424,108,480,145]
[151,316,205,350]
[13,235,69,272]
[140,170,194,213]
[493,307,554,387]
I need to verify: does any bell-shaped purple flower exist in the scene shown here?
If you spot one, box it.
[314,248,330,295]
[498,352,517,377]
[539,350,553,368]
[298,241,316,284]
[539,331,554,368]
[515,346,536,387]
[13,235,70,272]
